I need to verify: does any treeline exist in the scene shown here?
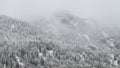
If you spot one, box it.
[0,15,120,68]
[0,40,120,68]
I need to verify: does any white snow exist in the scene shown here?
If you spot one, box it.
[80,54,85,61]
[109,42,115,47]
[38,52,46,60]
[11,24,15,29]
[43,57,46,61]
[39,52,43,57]
[109,54,114,64]
[48,50,53,55]
[83,34,91,41]
[15,56,24,66]
[110,54,114,59]
[4,37,9,41]
[73,22,78,27]
[107,38,115,47]
[109,54,118,66]
[114,60,118,66]
[3,64,6,68]
[102,32,109,38]
[79,52,87,62]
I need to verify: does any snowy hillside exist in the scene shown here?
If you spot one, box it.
[0,14,120,68]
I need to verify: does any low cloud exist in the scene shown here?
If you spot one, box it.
[0,0,120,27]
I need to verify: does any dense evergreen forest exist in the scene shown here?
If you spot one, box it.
[0,14,120,68]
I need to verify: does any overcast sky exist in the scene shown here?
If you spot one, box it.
[0,0,120,26]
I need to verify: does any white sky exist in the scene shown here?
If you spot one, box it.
[0,0,120,26]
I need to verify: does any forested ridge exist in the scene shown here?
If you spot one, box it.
[0,14,120,68]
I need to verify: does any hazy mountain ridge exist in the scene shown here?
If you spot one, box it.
[0,14,120,68]
[33,12,109,49]
[49,12,120,51]
[0,15,39,39]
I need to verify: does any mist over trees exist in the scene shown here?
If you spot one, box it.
[0,12,120,68]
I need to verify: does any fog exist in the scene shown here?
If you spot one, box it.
[0,0,120,27]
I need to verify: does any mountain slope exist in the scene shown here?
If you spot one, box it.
[39,12,120,51]
[0,14,120,68]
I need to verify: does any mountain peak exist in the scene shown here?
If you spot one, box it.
[54,12,77,24]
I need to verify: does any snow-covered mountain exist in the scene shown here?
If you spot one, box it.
[31,12,120,52]
[0,13,120,68]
